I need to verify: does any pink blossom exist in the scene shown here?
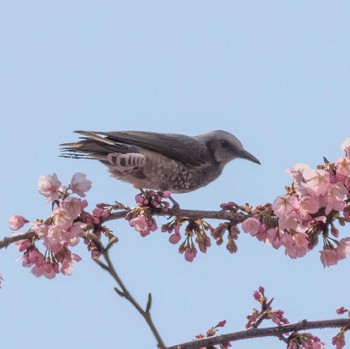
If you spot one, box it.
[22,248,45,267]
[52,207,73,229]
[273,195,296,218]
[337,237,350,255]
[58,251,81,275]
[299,196,320,216]
[61,197,83,220]
[130,215,149,236]
[129,215,157,237]
[242,217,261,236]
[38,173,61,202]
[281,232,309,258]
[45,225,66,253]
[301,168,330,197]
[341,138,350,157]
[92,207,111,218]
[31,222,49,238]
[320,249,345,267]
[16,239,33,252]
[8,215,28,231]
[81,211,100,226]
[31,260,58,279]
[70,172,91,197]
[336,156,350,176]
[324,182,348,215]
[288,334,325,349]
[66,222,83,246]
[265,228,282,249]
[254,223,267,241]
[278,212,301,231]
[288,163,313,195]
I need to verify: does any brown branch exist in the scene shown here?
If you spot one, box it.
[91,238,167,349]
[0,231,36,250]
[167,318,350,349]
[105,207,247,222]
[0,207,247,251]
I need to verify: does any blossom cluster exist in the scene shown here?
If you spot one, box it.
[162,218,213,262]
[246,286,289,329]
[242,139,350,267]
[8,139,350,267]
[125,190,171,237]
[248,287,326,349]
[332,306,350,349]
[195,320,231,349]
[9,173,93,278]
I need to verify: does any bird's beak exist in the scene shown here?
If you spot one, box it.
[237,149,261,165]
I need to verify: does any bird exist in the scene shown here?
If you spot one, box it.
[60,130,260,193]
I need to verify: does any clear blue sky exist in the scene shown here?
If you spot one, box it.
[1,1,349,348]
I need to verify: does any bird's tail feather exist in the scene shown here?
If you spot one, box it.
[60,131,131,161]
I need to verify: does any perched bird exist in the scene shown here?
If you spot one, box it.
[61,130,260,193]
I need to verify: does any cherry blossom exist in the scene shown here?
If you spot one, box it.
[129,214,157,237]
[11,173,94,278]
[70,172,92,197]
[8,215,28,231]
[61,197,84,220]
[31,221,49,238]
[320,249,343,267]
[38,173,61,202]
[288,333,325,349]
[332,329,346,349]
[241,217,261,236]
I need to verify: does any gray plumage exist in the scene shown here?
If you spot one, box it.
[60,130,260,193]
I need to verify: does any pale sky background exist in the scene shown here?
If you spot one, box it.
[1,1,350,348]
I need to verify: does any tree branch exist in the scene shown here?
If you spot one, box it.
[167,318,350,349]
[0,207,247,251]
[104,207,248,222]
[93,240,167,349]
[0,231,36,250]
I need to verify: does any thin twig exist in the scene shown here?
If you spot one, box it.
[96,245,167,349]
[0,231,36,250]
[167,318,350,349]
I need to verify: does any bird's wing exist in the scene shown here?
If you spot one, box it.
[90,131,212,167]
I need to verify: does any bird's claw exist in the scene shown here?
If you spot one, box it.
[169,195,180,211]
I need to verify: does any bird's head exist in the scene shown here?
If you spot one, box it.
[196,130,261,168]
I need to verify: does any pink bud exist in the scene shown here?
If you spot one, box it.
[216,320,226,328]
[8,215,28,231]
[169,233,181,244]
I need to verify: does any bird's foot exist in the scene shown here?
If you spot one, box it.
[168,195,180,212]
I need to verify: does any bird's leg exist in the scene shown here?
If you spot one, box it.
[168,195,180,211]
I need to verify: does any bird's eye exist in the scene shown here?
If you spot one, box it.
[220,140,230,149]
